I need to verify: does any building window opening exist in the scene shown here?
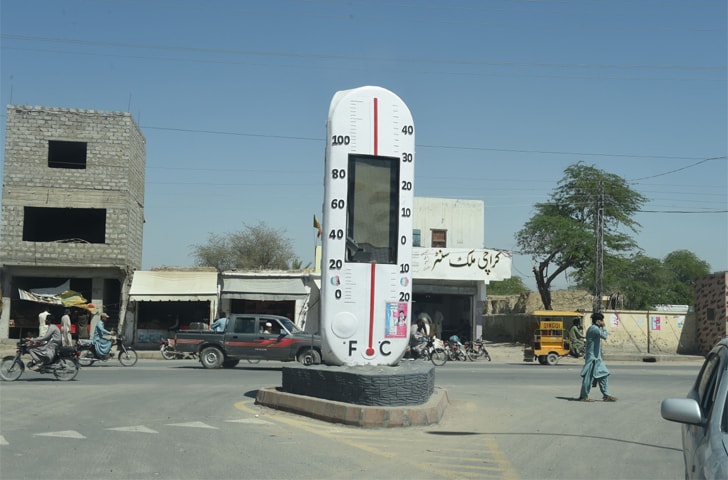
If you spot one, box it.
[23,207,106,243]
[431,229,447,248]
[48,140,87,169]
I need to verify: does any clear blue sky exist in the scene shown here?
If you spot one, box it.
[1,0,726,290]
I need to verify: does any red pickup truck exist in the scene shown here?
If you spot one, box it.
[174,314,321,369]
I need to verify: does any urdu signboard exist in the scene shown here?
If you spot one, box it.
[412,248,512,282]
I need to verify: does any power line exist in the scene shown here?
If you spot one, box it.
[2,34,724,72]
[628,157,726,181]
[139,124,721,162]
[639,209,728,214]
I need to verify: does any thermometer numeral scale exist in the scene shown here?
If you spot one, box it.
[321,86,415,366]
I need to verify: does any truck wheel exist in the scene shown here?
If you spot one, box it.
[221,359,240,368]
[200,347,223,369]
[297,349,321,366]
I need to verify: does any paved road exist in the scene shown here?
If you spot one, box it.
[0,352,701,480]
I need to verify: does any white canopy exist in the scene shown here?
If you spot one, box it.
[129,271,218,302]
[221,277,308,301]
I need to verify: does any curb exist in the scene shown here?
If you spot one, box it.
[255,386,449,428]
[604,353,705,363]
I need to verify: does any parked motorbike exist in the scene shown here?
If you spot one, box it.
[77,335,138,367]
[159,338,196,360]
[0,339,80,381]
[464,337,492,362]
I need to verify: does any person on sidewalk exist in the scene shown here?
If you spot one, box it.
[60,309,73,347]
[578,312,617,402]
[38,309,51,337]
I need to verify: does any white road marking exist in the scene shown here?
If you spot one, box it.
[107,425,159,433]
[33,430,86,439]
[4,416,273,445]
[166,421,218,429]
[226,418,273,425]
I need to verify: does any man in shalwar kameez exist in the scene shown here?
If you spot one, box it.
[578,312,617,402]
[28,317,61,371]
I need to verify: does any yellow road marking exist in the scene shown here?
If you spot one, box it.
[234,400,519,479]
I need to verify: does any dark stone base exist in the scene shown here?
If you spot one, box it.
[281,362,435,406]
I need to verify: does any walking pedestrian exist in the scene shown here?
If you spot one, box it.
[578,312,617,402]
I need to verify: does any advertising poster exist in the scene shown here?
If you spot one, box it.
[385,302,408,338]
[650,315,662,331]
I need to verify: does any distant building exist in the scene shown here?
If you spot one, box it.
[0,105,145,339]
[410,197,511,341]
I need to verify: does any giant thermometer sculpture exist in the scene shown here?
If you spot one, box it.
[320,86,415,366]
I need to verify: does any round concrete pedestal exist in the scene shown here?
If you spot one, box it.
[255,362,447,427]
[281,361,434,406]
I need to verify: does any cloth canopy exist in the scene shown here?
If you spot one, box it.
[221,277,308,301]
[128,271,218,302]
[18,288,96,312]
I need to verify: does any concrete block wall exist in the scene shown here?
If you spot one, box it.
[1,105,145,269]
[483,309,697,355]
[694,272,728,354]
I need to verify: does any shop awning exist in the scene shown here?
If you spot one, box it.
[221,277,308,301]
[129,271,218,302]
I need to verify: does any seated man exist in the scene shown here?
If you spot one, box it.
[210,313,228,333]
[569,318,585,357]
[28,315,62,370]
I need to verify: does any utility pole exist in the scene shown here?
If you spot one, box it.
[593,182,604,313]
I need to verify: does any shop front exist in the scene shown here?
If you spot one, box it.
[412,248,511,341]
[0,267,123,341]
[220,272,314,330]
[127,270,219,347]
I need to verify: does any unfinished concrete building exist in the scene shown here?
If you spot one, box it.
[0,105,145,339]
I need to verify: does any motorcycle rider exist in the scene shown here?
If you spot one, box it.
[92,313,114,358]
[27,315,61,371]
[409,318,429,357]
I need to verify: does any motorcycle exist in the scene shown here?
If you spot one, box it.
[159,337,196,360]
[0,339,80,381]
[77,334,138,367]
[405,337,448,366]
[464,337,492,362]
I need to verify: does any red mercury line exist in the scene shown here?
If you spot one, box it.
[366,262,376,356]
[366,97,379,357]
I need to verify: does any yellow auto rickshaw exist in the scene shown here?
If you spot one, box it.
[523,310,584,365]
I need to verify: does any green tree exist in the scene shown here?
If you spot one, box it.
[573,250,710,309]
[190,233,233,271]
[191,222,300,271]
[611,254,669,310]
[486,276,530,295]
[661,250,710,305]
[516,163,647,310]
